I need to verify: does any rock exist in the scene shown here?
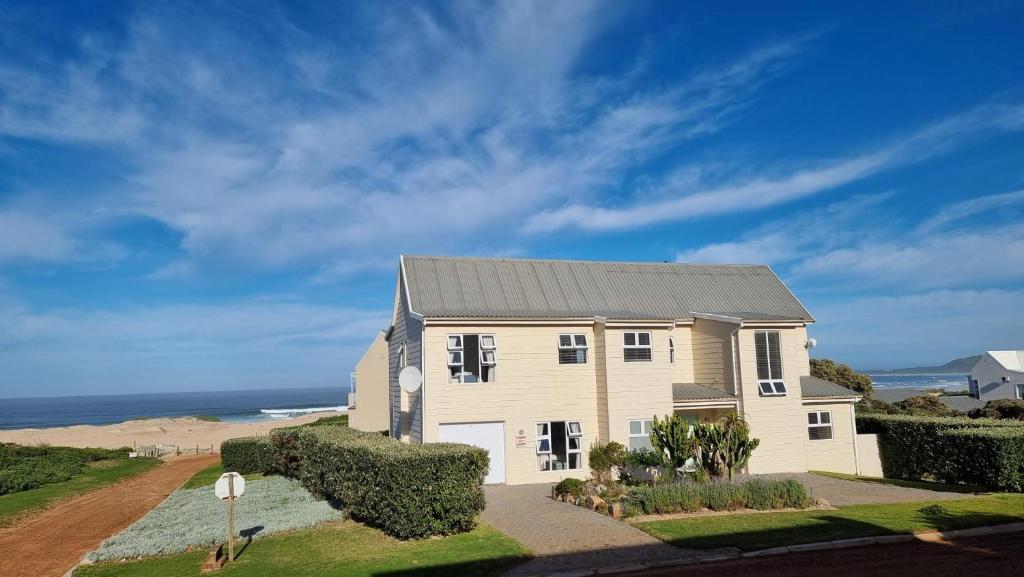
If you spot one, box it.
[815,497,831,508]
[200,544,226,574]
[586,495,606,510]
[609,502,623,519]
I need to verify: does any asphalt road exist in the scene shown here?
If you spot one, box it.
[617,533,1024,577]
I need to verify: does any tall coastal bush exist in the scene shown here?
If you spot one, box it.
[857,414,1024,489]
[0,444,129,495]
[220,436,274,475]
[271,425,488,538]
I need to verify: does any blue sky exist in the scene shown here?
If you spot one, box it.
[1,1,1023,397]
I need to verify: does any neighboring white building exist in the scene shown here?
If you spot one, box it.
[969,351,1024,402]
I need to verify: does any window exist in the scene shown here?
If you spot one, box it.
[558,334,588,364]
[398,343,407,369]
[628,419,654,451]
[669,337,675,364]
[537,420,583,471]
[447,334,496,383]
[807,411,833,440]
[623,331,652,362]
[969,378,980,398]
[755,331,786,396]
[1003,376,1011,383]
[1017,384,1024,400]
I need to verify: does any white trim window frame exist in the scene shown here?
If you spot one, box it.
[755,330,787,396]
[628,418,654,451]
[398,342,408,369]
[557,333,589,365]
[536,420,583,472]
[623,331,653,363]
[669,337,675,364]
[447,333,496,384]
[807,410,833,441]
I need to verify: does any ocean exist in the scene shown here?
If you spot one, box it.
[0,386,349,430]
[869,374,970,391]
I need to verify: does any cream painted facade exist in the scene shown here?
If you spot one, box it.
[348,331,390,433]
[389,315,860,484]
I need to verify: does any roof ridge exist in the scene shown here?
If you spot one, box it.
[401,254,772,269]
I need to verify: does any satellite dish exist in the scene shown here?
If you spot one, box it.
[399,366,422,393]
[805,338,817,350]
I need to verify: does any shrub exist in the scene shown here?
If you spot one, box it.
[280,425,488,538]
[620,477,809,516]
[969,399,1024,420]
[588,442,626,485]
[692,414,760,480]
[857,414,1024,489]
[744,477,810,510]
[702,480,747,511]
[220,436,274,475]
[938,427,1024,491]
[650,414,697,476]
[304,414,350,428]
[811,358,874,397]
[894,395,962,417]
[270,427,306,478]
[0,444,129,495]
[554,477,586,500]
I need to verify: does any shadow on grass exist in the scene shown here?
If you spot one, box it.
[653,511,1022,551]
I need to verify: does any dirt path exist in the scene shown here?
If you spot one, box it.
[0,454,218,577]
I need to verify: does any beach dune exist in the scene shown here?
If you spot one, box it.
[0,411,345,451]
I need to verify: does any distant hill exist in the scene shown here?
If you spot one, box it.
[867,355,982,375]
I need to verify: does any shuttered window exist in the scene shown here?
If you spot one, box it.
[755,331,786,396]
[623,331,653,362]
[558,334,589,364]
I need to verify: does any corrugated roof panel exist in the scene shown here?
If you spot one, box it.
[800,375,862,398]
[673,383,737,402]
[402,256,815,321]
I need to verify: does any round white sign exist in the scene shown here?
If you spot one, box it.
[399,365,422,393]
[214,472,246,501]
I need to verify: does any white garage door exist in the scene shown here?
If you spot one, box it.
[439,422,506,484]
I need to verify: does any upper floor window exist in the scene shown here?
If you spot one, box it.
[623,331,652,362]
[447,334,496,383]
[1017,383,1024,400]
[669,337,675,364]
[558,334,588,364]
[398,343,407,369]
[807,411,833,440]
[755,330,786,396]
[969,378,979,398]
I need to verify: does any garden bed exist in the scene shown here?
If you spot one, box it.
[86,475,343,562]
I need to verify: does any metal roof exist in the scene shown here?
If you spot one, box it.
[402,256,814,321]
[800,375,862,399]
[673,383,737,402]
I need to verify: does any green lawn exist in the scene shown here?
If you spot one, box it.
[74,521,530,577]
[180,463,264,490]
[0,458,160,526]
[811,471,983,494]
[635,494,1024,551]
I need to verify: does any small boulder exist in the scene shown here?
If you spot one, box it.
[586,495,606,510]
[609,502,623,519]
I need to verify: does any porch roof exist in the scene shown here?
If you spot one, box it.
[672,382,737,403]
[800,375,863,399]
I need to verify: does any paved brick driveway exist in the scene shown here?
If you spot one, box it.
[482,483,708,577]
[777,473,974,507]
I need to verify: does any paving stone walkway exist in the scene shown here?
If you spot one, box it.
[777,473,974,507]
[482,483,705,577]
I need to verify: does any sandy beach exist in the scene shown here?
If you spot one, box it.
[0,411,345,451]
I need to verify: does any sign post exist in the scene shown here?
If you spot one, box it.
[214,472,246,563]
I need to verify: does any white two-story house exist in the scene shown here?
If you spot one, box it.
[383,255,862,485]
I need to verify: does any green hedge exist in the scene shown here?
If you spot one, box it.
[857,414,1024,490]
[939,428,1024,491]
[271,425,489,538]
[220,437,274,475]
[622,478,810,516]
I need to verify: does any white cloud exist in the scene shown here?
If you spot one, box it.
[0,3,812,273]
[917,188,1024,233]
[523,102,1024,234]
[809,289,1024,369]
[0,210,77,263]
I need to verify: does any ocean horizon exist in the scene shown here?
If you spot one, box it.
[0,386,349,430]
